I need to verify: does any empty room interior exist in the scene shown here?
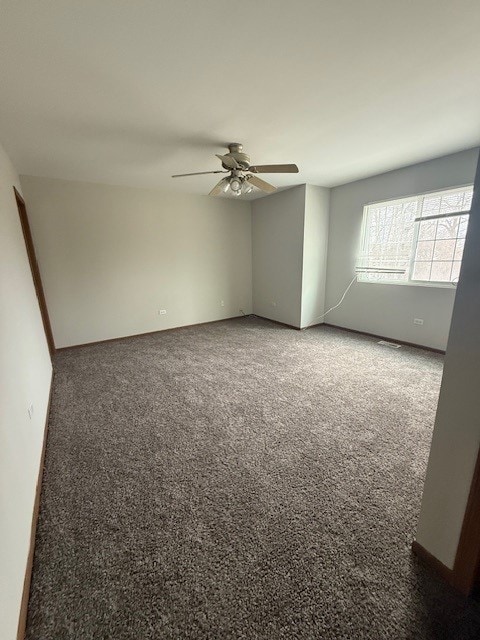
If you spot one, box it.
[2,2,480,639]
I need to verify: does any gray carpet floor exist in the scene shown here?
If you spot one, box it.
[26,317,480,639]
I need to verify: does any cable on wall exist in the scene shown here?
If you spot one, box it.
[306,267,407,329]
[306,275,358,328]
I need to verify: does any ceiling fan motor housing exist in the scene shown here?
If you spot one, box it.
[222,143,250,170]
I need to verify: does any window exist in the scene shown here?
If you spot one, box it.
[358,185,473,285]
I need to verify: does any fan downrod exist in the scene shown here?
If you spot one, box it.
[227,143,243,154]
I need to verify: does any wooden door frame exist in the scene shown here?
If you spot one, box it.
[450,446,480,594]
[14,187,55,358]
[414,446,480,595]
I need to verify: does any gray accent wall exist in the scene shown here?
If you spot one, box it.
[252,186,306,328]
[324,148,479,350]
[252,185,330,329]
[300,185,330,328]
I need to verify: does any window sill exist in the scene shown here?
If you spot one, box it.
[357,279,457,290]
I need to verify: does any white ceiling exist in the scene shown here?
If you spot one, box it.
[0,0,479,199]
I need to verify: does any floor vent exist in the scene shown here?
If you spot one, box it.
[378,340,402,349]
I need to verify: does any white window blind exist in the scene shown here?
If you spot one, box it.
[358,185,473,285]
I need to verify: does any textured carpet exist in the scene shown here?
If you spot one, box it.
[26,317,480,639]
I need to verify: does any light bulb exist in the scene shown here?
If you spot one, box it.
[230,178,242,193]
[243,181,253,194]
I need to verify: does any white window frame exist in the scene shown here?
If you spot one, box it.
[358,184,473,288]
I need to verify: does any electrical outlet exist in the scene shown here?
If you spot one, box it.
[414,318,424,325]
[28,404,34,419]
[158,309,167,315]
[220,300,225,307]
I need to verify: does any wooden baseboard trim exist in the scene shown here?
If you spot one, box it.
[302,321,324,330]
[253,315,302,331]
[56,315,247,352]
[323,323,446,354]
[16,371,54,640]
[411,541,461,591]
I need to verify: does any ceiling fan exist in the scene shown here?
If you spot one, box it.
[172,143,299,196]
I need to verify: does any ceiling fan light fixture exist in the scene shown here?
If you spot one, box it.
[243,180,253,194]
[229,177,242,193]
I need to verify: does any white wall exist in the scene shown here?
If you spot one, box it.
[20,176,253,348]
[300,185,330,328]
[0,145,52,639]
[252,186,306,328]
[416,155,480,569]
[325,148,479,350]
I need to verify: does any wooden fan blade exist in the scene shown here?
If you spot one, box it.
[215,154,239,169]
[172,170,227,177]
[209,178,228,196]
[247,175,277,193]
[249,164,299,174]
